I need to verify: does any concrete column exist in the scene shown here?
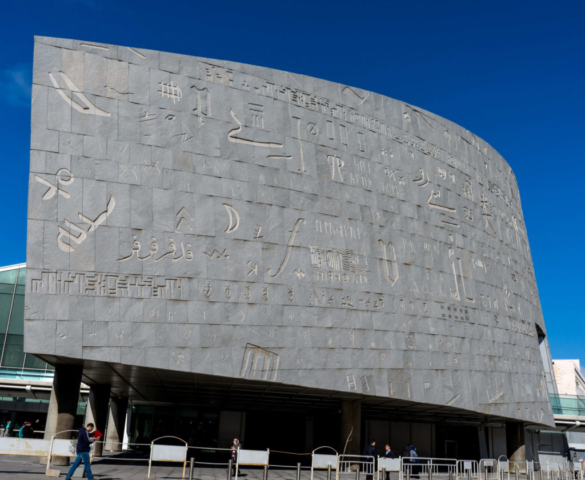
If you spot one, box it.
[105,397,129,452]
[341,400,361,455]
[42,364,83,465]
[84,385,111,457]
[507,422,526,464]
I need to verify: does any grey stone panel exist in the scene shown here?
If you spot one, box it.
[26,36,554,427]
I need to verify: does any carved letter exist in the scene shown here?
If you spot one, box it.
[223,204,240,234]
[379,240,399,286]
[267,218,305,278]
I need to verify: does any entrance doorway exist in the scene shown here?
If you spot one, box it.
[445,440,458,459]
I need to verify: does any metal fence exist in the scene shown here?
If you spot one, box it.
[0,437,583,480]
[338,453,376,480]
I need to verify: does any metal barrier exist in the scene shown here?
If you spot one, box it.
[498,456,509,480]
[457,460,479,479]
[312,446,339,480]
[479,459,498,480]
[187,444,233,466]
[378,456,401,480]
[44,429,81,477]
[402,457,458,478]
[147,436,188,480]
[0,436,51,457]
[236,449,270,480]
[338,454,375,480]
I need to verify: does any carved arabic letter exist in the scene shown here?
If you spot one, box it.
[57,220,87,253]
[172,242,185,262]
[227,109,283,148]
[138,237,158,261]
[154,238,176,262]
[223,204,240,234]
[267,218,305,278]
[185,244,194,261]
[379,240,399,286]
[49,72,111,117]
[119,235,141,262]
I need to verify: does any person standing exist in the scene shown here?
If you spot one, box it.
[18,422,27,438]
[65,423,95,480]
[3,420,13,437]
[410,446,419,478]
[384,445,395,480]
[231,438,241,476]
[21,422,33,439]
[363,439,378,480]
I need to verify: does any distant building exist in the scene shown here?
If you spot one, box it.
[554,360,585,396]
[551,360,585,459]
[0,264,87,437]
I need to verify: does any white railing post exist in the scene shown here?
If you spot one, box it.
[45,435,55,477]
[147,439,154,479]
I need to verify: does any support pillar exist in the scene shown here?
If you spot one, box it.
[42,364,83,466]
[84,385,111,457]
[507,422,526,464]
[105,397,129,452]
[341,400,361,455]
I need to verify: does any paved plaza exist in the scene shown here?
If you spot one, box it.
[0,456,321,480]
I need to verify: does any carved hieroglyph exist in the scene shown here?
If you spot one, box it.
[26,37,554,426]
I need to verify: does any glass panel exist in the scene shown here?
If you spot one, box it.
[24,354,48,370]
[0,293,12,335]
[7,293,24,335]
[16,269,26,286]
[0,269,17,338]
[0,270,17,291]
[2,336,24,368]
[0,334,5,362]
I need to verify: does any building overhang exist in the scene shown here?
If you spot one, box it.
[36,354,554,428]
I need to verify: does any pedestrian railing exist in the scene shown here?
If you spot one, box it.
[402,456,458,478]
[457,460,479,479]
[338,454,375,480]
[2,436,583,480]
[147,436,189,480]
[377,456,401,480]
[0,436,52,457]
[186,444,233,466]
[479,459,499,480]
[311,447,338,480]
[236,449,270,480]
[45,429,81,477]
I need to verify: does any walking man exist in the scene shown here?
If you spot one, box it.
[363,439,378,480]
[65,423,95,480]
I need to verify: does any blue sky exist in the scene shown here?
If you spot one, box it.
[0,0,583,366]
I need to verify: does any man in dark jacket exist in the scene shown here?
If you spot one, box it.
[65,423,95,480]
[362,439,378,480]
[383,446,395,480]
[21,422,33,439]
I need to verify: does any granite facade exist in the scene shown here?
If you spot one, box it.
[26,36,553,425]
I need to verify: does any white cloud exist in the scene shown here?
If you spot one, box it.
[0,63,32,107]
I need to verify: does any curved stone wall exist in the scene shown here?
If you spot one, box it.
[26,36,553,425]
